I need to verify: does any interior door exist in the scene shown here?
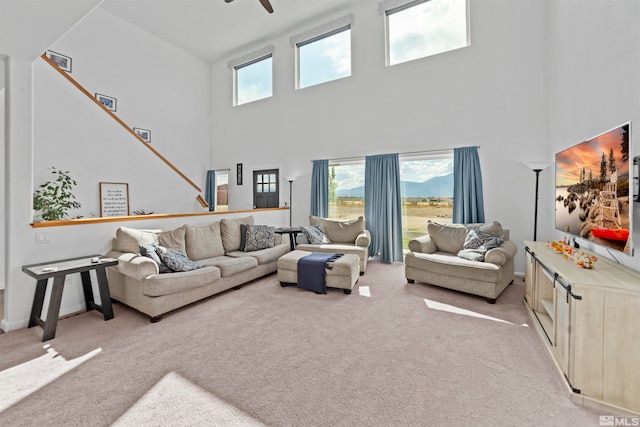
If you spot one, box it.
[253,169,279,208]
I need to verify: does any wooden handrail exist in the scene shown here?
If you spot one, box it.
[40,53,204,196]
[31,207,289,228]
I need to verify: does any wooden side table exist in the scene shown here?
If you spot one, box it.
[22,255,118,341]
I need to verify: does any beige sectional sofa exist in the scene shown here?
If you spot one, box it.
[106,215,289,321]
[295,215,371,274]
[405,221,517,303]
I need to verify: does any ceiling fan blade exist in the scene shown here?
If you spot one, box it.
[259,0,274,13]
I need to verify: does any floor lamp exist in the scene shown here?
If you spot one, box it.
[288,179,294,226]
[525,161,551,241]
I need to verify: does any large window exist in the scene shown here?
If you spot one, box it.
[293,15,353,89]
[328,161,365,219]
[328,153,453,248]
[399,153,453,248]
[385,0,469,66]
[234,54,273,105]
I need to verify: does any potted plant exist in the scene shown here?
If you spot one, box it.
[33,167,81,221]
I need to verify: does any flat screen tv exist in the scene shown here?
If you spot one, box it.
[555,122,631,255]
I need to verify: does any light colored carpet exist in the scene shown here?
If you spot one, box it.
[112,372,266,426]
[0,261,600,426]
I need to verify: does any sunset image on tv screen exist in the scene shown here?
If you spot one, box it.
[555,123,631,254]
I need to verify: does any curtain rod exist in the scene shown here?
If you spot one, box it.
[324,146,480,164]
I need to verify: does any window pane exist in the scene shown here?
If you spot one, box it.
[400,157,454,249]
[215,171,229,211]
[388,0,468,66]
[236,55,272,105]
[328,163,365,219]
[269,183,276,192]
[298,28,351,89]
[269,174,276,183]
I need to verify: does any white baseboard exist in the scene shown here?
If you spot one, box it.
[1,302,86,333]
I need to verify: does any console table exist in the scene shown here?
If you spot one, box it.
[22,255,118,341]
[524,241,640,415]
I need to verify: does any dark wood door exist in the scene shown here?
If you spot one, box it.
[253,169,279,208]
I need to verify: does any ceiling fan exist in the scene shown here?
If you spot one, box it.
[225,0,274,14]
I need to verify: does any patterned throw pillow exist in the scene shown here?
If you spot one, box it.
[301,223,327,245]
[244,224,275,252]
[457,230,504,262]
[140,243,173,273]
[155,247,204,272]
[463,229,503,250]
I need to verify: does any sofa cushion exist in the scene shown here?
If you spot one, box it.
[309,215,364,243]
[227,244,290,265]
[139,243,173,273]
[184,222,225,260]
[301,223,327,244]
[141,266,221,297]
[157,227,186,253]
[156,247,204,272]
[467,221,504,238]
[220,216,254,252]
[244,224,275,251]
[197,255,258,277]
[427,221,468,254]
[114,226,159,254]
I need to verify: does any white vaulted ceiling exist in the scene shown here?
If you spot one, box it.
[1,0,368,63]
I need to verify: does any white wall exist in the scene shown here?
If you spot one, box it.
[547,0,640,272]
[1,57,5,291]
[0,7,280,332]
[33,8,212,218]
[211,0,551,273]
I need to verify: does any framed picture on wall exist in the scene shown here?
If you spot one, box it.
[45,50,72,73]
[100,182,130,217]
[95,93,117,112]
[237,163,243,185]
[133,127,151,143]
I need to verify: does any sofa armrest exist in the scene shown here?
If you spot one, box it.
[484,241,518,266]
[107,250,158,280]
[408,235,437,254]
[355,230,371,248]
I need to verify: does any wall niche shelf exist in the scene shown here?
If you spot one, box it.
[524,241,640,416]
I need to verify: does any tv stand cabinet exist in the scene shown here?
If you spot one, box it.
[524,241,640,415]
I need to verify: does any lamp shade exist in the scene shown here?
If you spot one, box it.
[524,161,552,172]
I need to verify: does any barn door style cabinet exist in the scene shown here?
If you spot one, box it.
[524,241,640,415]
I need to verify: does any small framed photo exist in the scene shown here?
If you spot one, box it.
[95,93,117,112]
[133,127,151,143]
[46,50,72,73]
[237,163,243,185]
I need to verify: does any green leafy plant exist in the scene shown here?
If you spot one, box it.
[33,167,81,221]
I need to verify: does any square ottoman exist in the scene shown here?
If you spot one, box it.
[277,250,359,294]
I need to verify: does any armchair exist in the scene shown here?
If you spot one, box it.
[295,215,370,274]
[405,221,517,303]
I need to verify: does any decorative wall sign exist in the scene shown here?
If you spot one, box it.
[237,163,243,185]
[46,50,72,73]
[100,182,130,217]
[133,127,151,142]
[95,93,117,112]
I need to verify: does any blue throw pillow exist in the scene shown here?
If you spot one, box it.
[155,247,203,272]
[139,243,173,274]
